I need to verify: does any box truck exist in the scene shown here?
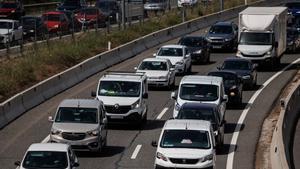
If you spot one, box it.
[236,7,287,67]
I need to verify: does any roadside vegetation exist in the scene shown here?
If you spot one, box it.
[0,0,257,102]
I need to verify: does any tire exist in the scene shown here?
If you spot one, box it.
[187,64,192,73]
[206,53,210,64]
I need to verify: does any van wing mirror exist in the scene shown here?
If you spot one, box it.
[171,91,177,100]
[222,95,228,102]
[48,116,54,122]
[151,140,158,147]
[14,161,21,166]
[153,53,157,57]
[143,93,148,99]
[91,91,96,97]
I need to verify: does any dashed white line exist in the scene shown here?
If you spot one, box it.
[131,144,142,159]
[156,107,169,119]
[226,58,300,169]
[41,135,50,143]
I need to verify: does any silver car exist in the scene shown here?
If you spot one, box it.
[48,99,108,152]
[144,0,167,12]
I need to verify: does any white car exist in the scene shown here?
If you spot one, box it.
[152,119,216,169]
[135,58,176,89]
[0,19,22,44]
[171,75,228,119]
[91,71,148,126]
[15,143,79,169]
[154,45,192,74]
[178,0,198,7]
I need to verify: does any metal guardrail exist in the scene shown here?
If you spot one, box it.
[24,1,60,8]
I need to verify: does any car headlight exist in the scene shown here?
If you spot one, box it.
[230,92,236,96]
[266,51,271,55]
[87,129,99,136]
[175,103,181,111]
[242,75,251,79]
[194,49,202,54]
[11,10,15,13]
[54,24,59,28]
[131,100,140,109]
[51,128,61,135]
[157,152,168,161]
[230,85,237,90]
[206,37,212,42]
[29,29,35,33]
[200,154,213,162]
[176,60,184,65]
[225,38,232,42]
[288,41,293,45]
[237,50,242,55]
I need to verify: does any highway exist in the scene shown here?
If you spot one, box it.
[0,16,300,169]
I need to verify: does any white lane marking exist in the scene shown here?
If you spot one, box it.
[42,135,50,143]
[226,58,300,169]
[156,108,169,120]
[131,144,142,159]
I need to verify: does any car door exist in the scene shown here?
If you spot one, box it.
[219,83,226,121]
[68,148,77,169]
[13,21,22,40]
[184,47,191,68]
[99,105,107,141]
[141,79,148,115]
[167,60,175,83]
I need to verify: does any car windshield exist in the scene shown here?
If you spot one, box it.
[97,1,116,11]
[55,107,98,124]
[287,29,298,38]
[22,151,68,169]
[0,21,12,29]
[239,32,273,45]
[42,14,60,21]
[148,0,163,3]
[62,0,80,6]
[138,61,168,71]
[209,25,233,34]
[160,130,210,149]
[177,107,216,122]
[286,3,300,9]
[157,47,183,57]
[99,81,140,97]
[179,37,203,47]
[208,72,237,86]
[180,84,219,101]
[22,18,38,25]
[80,8,97,15]
[0,2,17,8]
[222,60,251,70]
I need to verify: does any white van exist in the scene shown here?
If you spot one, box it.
[171,75,228,119]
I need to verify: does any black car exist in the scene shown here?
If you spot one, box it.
[57,0,87,12]
[286,28,300,53]
[175,102,225,147]
[218,57,257,89]
[95,0,120,23]
[21,16,47,39]
[208,70,243,105]
[178,36,211,64]
[206,21,238,51]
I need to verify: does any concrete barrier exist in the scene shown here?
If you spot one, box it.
[271,80,300,169]
[0,106,6,129]
[1,94,26,125]
[39,75,65,100]
[22,85,45,110]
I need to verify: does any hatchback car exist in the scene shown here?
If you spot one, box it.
[21,16,47,39]
[76,7,106,28]
[178,35,211,64]
[208,70,243,105]
[206,21,238,51]
[15,143,79,169]
[218,57,257,89]
[135,58,175,89]
[176,103,225,148]
[152,119,216,169]
[154,44,192,74]
[42,11,71,35]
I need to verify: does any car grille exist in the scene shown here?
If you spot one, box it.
[242,53,265,57]
[62,132,86,141]
[169,158,199,164]
[105,105,132,114]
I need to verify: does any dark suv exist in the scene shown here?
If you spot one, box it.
[178,36,211,64]
[0,1,25,20]
[206,21,238,51]
[57,0,87,12]
[95,0,120,23]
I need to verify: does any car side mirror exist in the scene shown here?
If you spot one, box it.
[14,161,20,166]
[48,116,54,122]
[151,140,158,147]
[153,53,157,57]
[143,93,148,99]
[134,67,138,70]
[72,162,80,167]
[171,91,177,100]
[222,95,228,102]
[217,66,221,70]
[91,91,96,97]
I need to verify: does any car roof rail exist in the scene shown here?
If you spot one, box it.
[104,71,145,77]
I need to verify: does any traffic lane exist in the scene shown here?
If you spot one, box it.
[293,116,300,169]
[232,53,300,169]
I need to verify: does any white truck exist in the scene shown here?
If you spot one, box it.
[236,7,287,68]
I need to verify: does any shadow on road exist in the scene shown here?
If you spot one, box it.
[217,144,237,155]
[75,145,125,158]
[225,123,245,134]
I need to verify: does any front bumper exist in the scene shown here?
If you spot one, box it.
[174,64,185,73]
[236,52,272,62]
[147,78,169,87]
[106,107,144,122]
[210,40,234,50]
[155,158,214,169]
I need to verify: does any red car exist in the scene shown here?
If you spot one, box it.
[42,11,70,35]
[0,1,25,20]
[75,7,106,28]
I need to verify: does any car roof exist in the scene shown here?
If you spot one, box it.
[59,99,101,108]
[213,21,233,26]
[224,57,251,62]
[180,75,223,85]
[164,119,211,131]
[28,143,69,152]
[142,58,169,62]
[161,44,185,48]
[100,71,146,82]
[208,70,238,76]
[181,102,218,110]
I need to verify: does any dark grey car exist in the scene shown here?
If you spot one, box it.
[178,36,211,64]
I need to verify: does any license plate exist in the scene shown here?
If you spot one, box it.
[213,45,222,49]
[110,115,124,119]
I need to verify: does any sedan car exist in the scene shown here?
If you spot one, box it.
[21,16,47,39]
[154,44,192,74]
[15,143,79,169]
[144,0,167,13]
[206,21,238,51]
[75,7,106,29]
[218,57,257,89]
[135,58,175,89]
[208,70,243,105]
[42,11,71,35]
[286,27,300,53]
[178,35,211,64]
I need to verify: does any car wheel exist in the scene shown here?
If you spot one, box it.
[206,53,210,64]
[187,64,192,73]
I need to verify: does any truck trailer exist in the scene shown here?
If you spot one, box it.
[236,7,287,68]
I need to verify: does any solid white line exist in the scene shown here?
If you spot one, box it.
[131,144,142,159]
[156,107,169,119]
[41,135,50,143]
[226,58,300,169]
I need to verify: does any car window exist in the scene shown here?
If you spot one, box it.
[222,60,251,70]
[55,107,98,124]
[157,47,183,57]
[138,61,168,71]
[23,151,68,168]
[177,107,217,122]
[179,84,219,101]
[99,81,141,97]
[209,25,233,34]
